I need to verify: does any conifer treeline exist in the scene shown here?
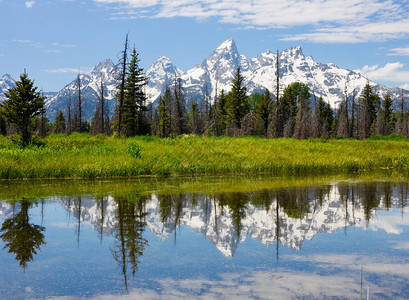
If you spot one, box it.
[1,43,407,140]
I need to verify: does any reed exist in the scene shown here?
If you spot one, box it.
[1,133,409,179]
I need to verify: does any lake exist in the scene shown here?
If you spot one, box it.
[0,177,408,299]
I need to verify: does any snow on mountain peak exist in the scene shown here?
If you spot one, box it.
[91,59,116,74]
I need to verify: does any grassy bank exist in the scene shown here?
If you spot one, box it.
[1,133,409,179]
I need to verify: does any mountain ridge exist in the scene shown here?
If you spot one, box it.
[1,39,408,121]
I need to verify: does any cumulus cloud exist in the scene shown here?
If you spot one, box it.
[25,1,35,8]
[94,0,409,43]
[356,62,409,83]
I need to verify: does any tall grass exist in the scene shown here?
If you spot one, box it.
[1,133,409,179]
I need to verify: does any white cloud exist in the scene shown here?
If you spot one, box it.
[25,1,35,8]
[94,0,409,43]
[389,46,409,56]
[355,62,409,83]
[401,84,409,90]
[44,67,90,74]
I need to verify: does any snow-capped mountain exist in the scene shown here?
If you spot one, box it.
[145,56,183,103]
[0,74,16,102]
[2,39,409,121]
[45,59,118,121]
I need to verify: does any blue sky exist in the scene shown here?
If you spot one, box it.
[0,0,408,92]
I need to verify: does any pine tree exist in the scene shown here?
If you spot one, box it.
[255,89,272,137]
[157,93,171,138]
[172,78,186,135]
[53,110,66,134]
[215,89,228,135]
[293,89,311,139]
[276,82,309,138]
[315,96,333,138]
[0,108,7,135]
[376,93,393,135]
[395,90,406,136]
[357,82,379,139]
[336,86,350,138]
[188,101,201,135]
[0,71,45,143]
[225,67,248,133]
[115,34,129,136]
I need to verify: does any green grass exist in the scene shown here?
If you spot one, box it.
[1,133,409,179]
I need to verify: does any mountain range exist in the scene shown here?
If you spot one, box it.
[1,39,408,122]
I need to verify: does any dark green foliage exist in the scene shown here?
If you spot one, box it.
[358,82,380,139]
[247,92,263,113]
[376,93,394,136]
[255,89,272,136]
[157,93,171,138]
[0,71,45,143]
[276,82,310,137]
[215,89,228,135]
[0,108,7,135]
[225,68,248,131]
[53,110,66,134]
[188,101,202,135]
[316,96,334,137]
[121,47,149,136]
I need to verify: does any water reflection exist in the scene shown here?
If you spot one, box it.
[0,200,46,270]
[0,180,408,298]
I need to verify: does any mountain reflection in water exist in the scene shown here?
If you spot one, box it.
[0,180,408,299]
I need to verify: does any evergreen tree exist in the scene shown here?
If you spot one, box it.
[121,47,148,136]
[336,86,350,137]
[225,67,248,133]
[187,101,201,135]
[395,90,406,136]
[255,89,272,137]
[376,93,393,135]
[215,89,228,135]
[115,34,129,136]
[336,100,349,137]
[157,93,171,137]
[0,108,7,135]
[172,78,186,135]
[0,71,45,143]
[316,96,333,137]
[293,89,311,139]
[358,82,379,139]
[91,77,110,135]
[276,82,309,138]
[53,110,66,134]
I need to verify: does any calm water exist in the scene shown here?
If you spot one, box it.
[0,179,408,299]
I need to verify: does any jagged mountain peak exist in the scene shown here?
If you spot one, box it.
[148,56,181,75]
[281,45,304,58]
[207,39,241,71]
[215,38,237,51]
[90,59,116,74]
[1,73,14,80]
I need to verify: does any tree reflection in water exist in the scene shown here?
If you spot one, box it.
[0,200,46,270]
[111,196,149,290]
